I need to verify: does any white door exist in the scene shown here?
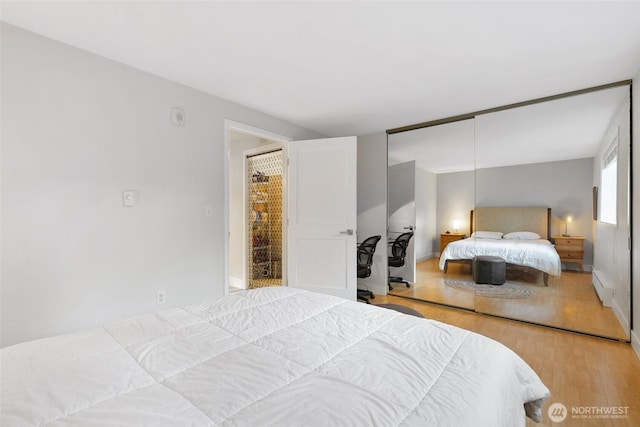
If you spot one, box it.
[388,161,416,283]
[287,136,357,300]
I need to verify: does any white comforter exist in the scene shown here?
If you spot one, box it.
[439,238,562,276]
[1,287,549,426]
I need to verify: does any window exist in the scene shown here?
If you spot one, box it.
[600,133,618,225]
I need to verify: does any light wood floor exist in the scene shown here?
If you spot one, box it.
[371,294,640,427]
[389,258,629,340]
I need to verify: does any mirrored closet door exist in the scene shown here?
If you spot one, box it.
[387,83,631,341]
[387,118,476,311]
[473,86,630,340]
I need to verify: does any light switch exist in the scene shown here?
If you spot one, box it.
[156,290,166,305]
[122,190,136,207]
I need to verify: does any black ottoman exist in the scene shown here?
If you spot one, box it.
[473,256,506,285]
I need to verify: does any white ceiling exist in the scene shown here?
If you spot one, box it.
[2,1,640,138]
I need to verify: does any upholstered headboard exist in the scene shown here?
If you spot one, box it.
[470,207,551,239]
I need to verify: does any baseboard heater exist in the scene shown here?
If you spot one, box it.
[592,269,613,307]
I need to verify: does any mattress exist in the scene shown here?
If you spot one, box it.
[439,237,562,276]
[1,287,549,426]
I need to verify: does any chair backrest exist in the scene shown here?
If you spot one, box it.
[389,232,414,260]
[357,235,382,278]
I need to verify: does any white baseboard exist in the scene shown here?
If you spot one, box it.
[592,269,613,307]
[612,299,630,336]
[632,330,640,361]
[229,276,245,290]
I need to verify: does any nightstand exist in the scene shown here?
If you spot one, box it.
[552,236,585,271]
[440,233,465,254]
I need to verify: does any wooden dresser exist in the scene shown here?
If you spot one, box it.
[440,233,465,254]
[552,236,585,271]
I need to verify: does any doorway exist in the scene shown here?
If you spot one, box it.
[226,122,291,294]
[246,149,285,289]
[225,120,358,299]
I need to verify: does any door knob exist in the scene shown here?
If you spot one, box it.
[340,229,354,235]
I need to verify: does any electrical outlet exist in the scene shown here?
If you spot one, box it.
[156,290,166,305]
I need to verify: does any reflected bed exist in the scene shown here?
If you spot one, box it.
[439,207,562,285]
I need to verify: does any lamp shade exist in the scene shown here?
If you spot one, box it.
[563,216,572,236]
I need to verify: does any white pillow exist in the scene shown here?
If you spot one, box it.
[503,231,541,240]
[471,231,504,239]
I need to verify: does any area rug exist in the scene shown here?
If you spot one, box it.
[444,279,536,299]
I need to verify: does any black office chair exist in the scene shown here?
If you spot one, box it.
[388,231,414,290]
[357,235,382,304]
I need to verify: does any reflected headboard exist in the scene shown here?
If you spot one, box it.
[470,207,551,240]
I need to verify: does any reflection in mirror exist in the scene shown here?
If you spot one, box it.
[473,86,630,340]
[387,84,631,341]
[388,119,475,310]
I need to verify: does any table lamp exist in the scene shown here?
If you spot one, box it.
[562,216,572,237]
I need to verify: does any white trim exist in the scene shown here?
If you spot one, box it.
[631,330,640,361]
[602,127,619,167]
[229,276,245,290]
[243,143,285,157]
[612,297,630,338]
[592,269,613,307]
[600,127,619,225]
[224,120,292,296]
[225,120,291,144]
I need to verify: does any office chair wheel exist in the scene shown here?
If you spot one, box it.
[405,282,410,288]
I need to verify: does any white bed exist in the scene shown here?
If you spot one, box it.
[1,287,549,426]
[439,207,562,285]
[439,237,562,277]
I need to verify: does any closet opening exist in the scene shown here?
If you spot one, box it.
[226,123,290,294]
[246,149,284,289]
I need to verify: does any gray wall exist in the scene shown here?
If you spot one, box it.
[477,158,594,267]
[0,24,322,347]
[415,167,437,260]
[436,170,475,240]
